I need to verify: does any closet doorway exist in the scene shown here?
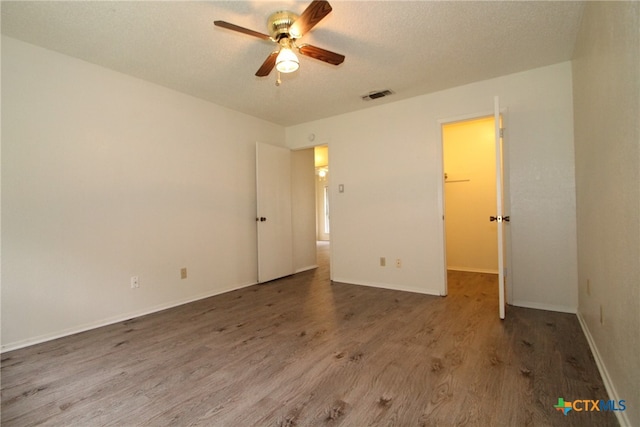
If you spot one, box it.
[442,116,498,275]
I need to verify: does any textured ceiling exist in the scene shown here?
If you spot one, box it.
[1,1,585,126]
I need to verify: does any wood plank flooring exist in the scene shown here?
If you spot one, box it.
[1,242,617,426]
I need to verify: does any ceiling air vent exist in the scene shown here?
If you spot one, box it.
[361,89,394,101]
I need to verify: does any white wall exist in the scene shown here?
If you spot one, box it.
[572,2,640,426]
[287,62,578,311]
[1,37,285,350]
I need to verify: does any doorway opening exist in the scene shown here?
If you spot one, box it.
[442,116,499,299]
[315,145,330,242]
[314,145,330,274]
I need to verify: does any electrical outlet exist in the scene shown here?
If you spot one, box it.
[380,257,386,267]
[396,259,402,268]
[130,276,139,289]
[180,268,187,280]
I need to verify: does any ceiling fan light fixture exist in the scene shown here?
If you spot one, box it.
[215,1,343,78]
[276,47,299,73]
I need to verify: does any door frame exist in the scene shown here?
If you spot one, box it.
[437,109,512,304]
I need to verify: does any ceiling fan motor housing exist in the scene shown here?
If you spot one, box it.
[267,11,300,40]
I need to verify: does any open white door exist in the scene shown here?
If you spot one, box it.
[256,142,294,283]
[493,96,507,319]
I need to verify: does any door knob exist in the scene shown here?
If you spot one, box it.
[490,216,510,222]
[260,217,267,222]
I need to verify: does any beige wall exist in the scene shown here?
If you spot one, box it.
[443,117,498,273]
[572,2,640,426]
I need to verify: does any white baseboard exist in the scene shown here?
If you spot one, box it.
[447,267,499,274]
[295,264,318,273]
[331,277,442,297]
[1,281,258,353]
[511,299,577,314]
[577,312,631,427]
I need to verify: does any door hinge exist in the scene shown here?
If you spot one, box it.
[499,128,505,138]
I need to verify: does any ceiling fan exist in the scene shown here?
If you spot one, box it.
[214,0,345,80]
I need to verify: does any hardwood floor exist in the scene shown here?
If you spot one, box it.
[1,242,617,426]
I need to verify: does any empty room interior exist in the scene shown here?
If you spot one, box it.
[1,1,638,426]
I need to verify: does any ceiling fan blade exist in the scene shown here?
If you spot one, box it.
[256,52,279,77]
[298,44,345,66]
[290,0,332,37]
[214,21,271,41]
